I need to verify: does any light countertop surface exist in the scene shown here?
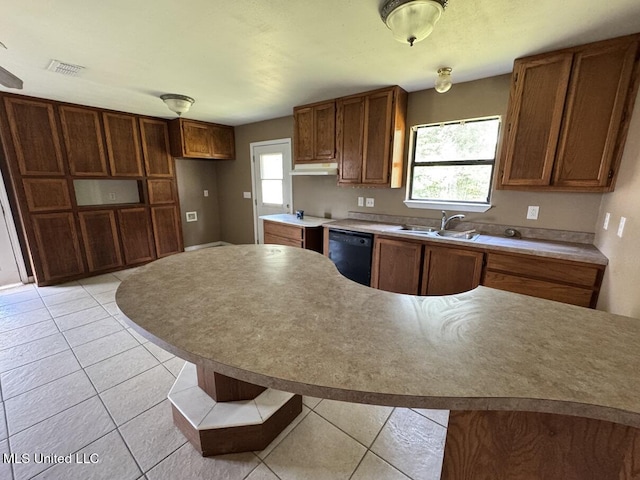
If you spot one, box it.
[324,219,608,265]
[116,245,639,428]
[260,213,335,228]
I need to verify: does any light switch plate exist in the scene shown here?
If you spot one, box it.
[243,192,251,199]
[204,190,209,197]
[603,212,610,230]
[617,216,626,237]
[357,196,364,207]
[527,206,539,220]
[365,198,375,208]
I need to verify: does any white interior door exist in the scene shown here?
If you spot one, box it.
[0,169,25,287]
[250,139,292,244]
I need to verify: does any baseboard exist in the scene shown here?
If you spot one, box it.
[184,241,233,251]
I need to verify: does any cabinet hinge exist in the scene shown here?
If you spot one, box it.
[514,72,518,83]
[608,169,614,179]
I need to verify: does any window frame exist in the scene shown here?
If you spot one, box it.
[404,115,501,212]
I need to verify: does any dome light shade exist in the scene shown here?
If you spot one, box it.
[160,94,195,116]
[381,0,446,47]
[435,67,453,93]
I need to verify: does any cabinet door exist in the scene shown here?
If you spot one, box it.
[3,97,65,175]
[181,120,214,158]
[23,178,72,212]
[118,208,155,265]
[294,107,314,163]
[210,124,235,159]
[500,54,573,186]
[337,96,365,184]
[314,102,336,161]
[422,246,483,296]
[103,112,144,176]
[371,237,422,294]
[553,41,638,188]
[31,212,85,282]
[78,210,123,272]
[147,179,176,204]
[362,89,393,185]
[151,205,182,257]
[58,106,108,176]
[140,118,173,177]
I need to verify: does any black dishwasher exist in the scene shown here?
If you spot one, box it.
[328,229,374,286]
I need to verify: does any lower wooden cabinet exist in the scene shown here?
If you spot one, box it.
[263,220,323,253]
[151,206,183,257]
[118,208,156,265]
[31,213,85,281]
[482,252,603,308]
[371,237,422,294]
[78,211,123,273]
[422,246,484,296]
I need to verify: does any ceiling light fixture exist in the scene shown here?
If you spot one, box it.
[435,67,452,93]
[160,94,195,116]
[380,0,447,47]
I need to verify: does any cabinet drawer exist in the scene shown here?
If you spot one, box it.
[483,271,594,307]
[485,253,600,287]
[264,233,303,248]
[263,221,303,241]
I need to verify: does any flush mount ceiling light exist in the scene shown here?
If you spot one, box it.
[435,67,452,93]
[380,0,447,47]
[160,94,194,116]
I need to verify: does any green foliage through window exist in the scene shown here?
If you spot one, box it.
[408,117,500,203]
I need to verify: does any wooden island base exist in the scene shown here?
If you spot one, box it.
[167,363,302,457]
[442,410,640,479]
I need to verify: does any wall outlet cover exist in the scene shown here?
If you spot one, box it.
[186,211,198,222]
[204,190,209,197]
[243,192,251,199]
[603,212,610,230]
[617,216,626,238]
[526,206,539,220]
[365,198,375,208]
[357,196,364,207]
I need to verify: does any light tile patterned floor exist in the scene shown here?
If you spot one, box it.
[0,270,448,479]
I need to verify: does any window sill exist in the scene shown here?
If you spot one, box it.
[403,200,493,213]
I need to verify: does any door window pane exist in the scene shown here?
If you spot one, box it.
[261,180,283,205]
[260,154,283,180]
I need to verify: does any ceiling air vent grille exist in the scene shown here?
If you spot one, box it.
[47,60,84,76]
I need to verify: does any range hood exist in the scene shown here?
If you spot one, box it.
[290,163,338,176]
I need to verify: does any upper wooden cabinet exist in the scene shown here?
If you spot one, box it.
[500,35,640,192]
[3,97,66,176]
[58,106,108,176]
[139,118,173,177]
[103,112,144,176]
[337,86,407,188]
[168,118,235,160]
[293,101,336,164]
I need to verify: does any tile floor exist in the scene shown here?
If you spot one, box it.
[0,269,448,480]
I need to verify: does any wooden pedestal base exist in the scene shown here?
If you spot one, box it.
[442,410,640,480]
[168,363,302,457]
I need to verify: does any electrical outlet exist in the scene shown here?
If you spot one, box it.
[603,212,610,230]
[204,190,209,197]
[365,198,375,208]
[357,196,364,207]
[617,216,626,238]
[108,192,116,201]
[526,206,539,220]
[243,192,251,199]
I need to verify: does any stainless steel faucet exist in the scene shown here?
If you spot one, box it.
[441,210,465,230]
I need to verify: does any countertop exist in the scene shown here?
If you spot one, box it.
[116,245,640,428]
[324,219,608,266]
[260,213,335,228]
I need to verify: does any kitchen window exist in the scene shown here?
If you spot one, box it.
[404,116,501,212]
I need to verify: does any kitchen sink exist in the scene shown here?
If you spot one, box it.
[400,225,479,241]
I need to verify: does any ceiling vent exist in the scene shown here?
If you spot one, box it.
[47,60,84,76]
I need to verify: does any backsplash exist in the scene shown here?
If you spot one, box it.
[347,211,596,245]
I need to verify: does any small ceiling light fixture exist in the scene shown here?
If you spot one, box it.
[435,67,452,93]
[160,94,195,116]
[380,0,447,47]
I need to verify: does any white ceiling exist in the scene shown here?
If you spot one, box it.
[1,0,640,126]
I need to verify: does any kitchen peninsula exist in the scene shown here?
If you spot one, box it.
[116,245,640,478]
